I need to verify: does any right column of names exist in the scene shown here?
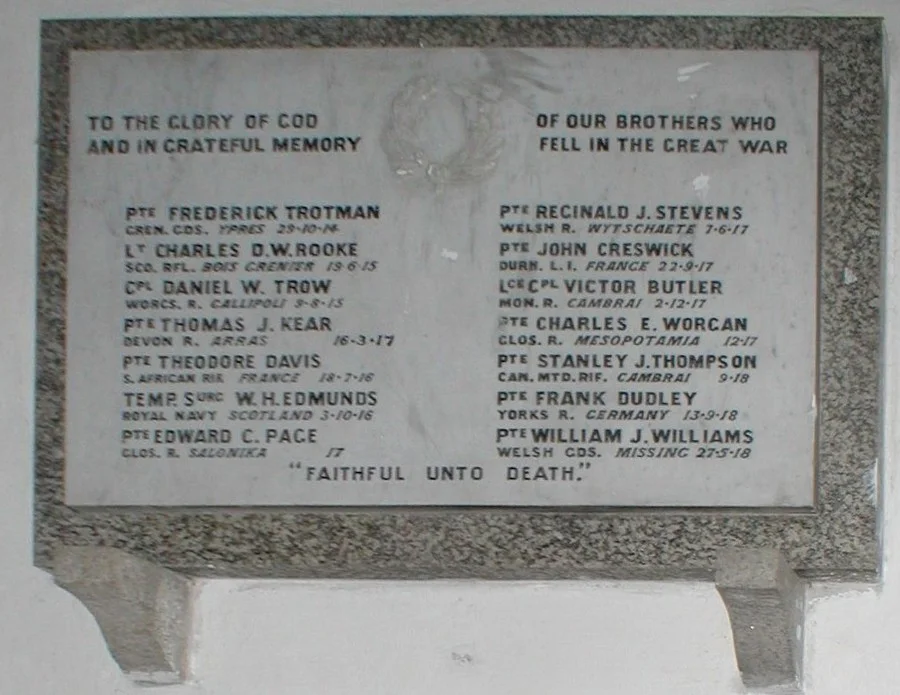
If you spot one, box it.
[493,112,797,493]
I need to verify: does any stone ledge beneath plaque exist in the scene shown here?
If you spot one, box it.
[53,546,193,685]
[716,548,804,692]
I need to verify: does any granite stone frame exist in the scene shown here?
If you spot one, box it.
[36,15,882,592]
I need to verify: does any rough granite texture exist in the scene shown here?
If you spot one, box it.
[35,17,884,580]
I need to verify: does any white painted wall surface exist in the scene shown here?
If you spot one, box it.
[0,1,894,693]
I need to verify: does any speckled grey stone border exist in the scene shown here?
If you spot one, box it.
[35,16,884,581]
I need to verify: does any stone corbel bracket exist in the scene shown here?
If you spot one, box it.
[716,549,805,693]
[53,546,193,685]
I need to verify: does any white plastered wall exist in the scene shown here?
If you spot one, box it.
[0,1,895,693]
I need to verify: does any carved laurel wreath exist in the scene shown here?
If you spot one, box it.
[381,76,505,187]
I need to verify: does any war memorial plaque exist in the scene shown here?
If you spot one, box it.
[64,48,818,507]
[36,17,882,585]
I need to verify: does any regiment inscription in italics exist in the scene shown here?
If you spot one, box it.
[65,48,818,507]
